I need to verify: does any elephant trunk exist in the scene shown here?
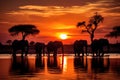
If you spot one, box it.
[107,44,110,53]
[62,46,64,54]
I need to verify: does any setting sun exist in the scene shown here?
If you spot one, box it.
[60,34,68,40]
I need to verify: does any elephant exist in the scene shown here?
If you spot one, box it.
[73,40,88,56]
[47,41,64,56]
[12,40,29,56]
[91,38,109,56]
[34,42,45,56]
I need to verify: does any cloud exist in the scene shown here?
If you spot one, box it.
[6,5,90,17]
[6,0,120,17]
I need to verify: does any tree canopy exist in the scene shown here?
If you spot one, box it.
[8,24,40,40]
[105,26,120,38]
[77,12,104,43]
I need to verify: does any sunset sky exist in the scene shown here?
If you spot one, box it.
[0,0,120,44]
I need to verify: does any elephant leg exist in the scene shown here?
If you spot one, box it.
[53,51,57,56]
[47,50,50,56]
[85,47,88,56]
[75,51,77,56]
[25,52,28,56]
[95,49,99,56]
[101,49,104,57]
[39,50,42,56]
[82,48,84,56]
[92,50,95,56]
[43,49,45,56]
[75,52,76,56]
[13,49,16,57]
[82,51,84,56]
[78,52,80,56]
[25,47,28,56]
[21,50,24,56]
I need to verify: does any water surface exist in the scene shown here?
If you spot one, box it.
[0,53,120,80]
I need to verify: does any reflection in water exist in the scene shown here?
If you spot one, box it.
[91,57,110,73]
[10,56,31,75]
[0,54,118,80]
[47,56,63,74]
[74,56,87,73]
[110,58,120,76]
[35,55,45,73]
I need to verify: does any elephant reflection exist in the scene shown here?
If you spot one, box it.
[91,39,109,56]
[47,56,62,74]
[47,41,64,56]
[10,56,30,75]
[74,56,87,73]
[73,40,88,56]
[35,55,45,72]
[12,40,29,56]
[91,57,110,73]
[35,42,45,56]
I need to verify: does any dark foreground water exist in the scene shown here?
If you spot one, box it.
[0,53,120,80]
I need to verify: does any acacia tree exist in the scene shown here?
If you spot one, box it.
[8,24,40,40]
[77,13,104,43]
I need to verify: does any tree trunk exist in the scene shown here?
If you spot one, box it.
[90,33,94,43]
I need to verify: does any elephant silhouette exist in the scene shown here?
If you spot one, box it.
[47,41,64,56]
[91,38,109,56]
[73,40,88,56]
[12,40,29,56]
[34,42,45,56]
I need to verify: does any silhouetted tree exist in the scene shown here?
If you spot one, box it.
[77,12,104,43]
[105,26,120,38]
[6,40,12,45]
[8,24,40,40]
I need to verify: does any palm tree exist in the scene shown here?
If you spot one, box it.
[6,40,12,45]
[105,26,120,43]
[77,12,104,43]
[8,24,40,40]
[105,26,120,38]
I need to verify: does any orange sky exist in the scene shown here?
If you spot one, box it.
[0,0,120,44]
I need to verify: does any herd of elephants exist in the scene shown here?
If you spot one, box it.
[11,38,109,57]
